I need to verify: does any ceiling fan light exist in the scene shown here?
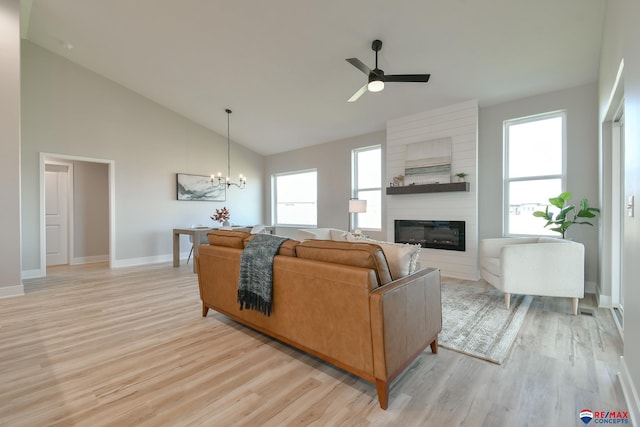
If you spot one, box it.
[368,79,384,92]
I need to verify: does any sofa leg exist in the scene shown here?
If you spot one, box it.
[430,337,438,354]
[375,379,389,410]
[202,303,209,317]
[572,298,579,316]
[483,280,489,292]
[504,293,511,310]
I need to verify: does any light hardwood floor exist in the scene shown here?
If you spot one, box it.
[0,263,627,426]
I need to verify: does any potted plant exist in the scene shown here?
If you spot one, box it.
[455,172,468,183]
[532,192,600,238]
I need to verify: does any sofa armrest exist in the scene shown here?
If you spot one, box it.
[369,267,441,382]
[479,237,538,258]
[501,241,585,297]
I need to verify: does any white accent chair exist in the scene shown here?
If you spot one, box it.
[479,237,585,315]
[250,224,267,234]
[297,228,350,241]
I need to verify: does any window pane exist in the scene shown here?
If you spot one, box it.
[357,149,381,189]
[356,190,381,229]
[508,179,562,235]
[275,171,317,226]
[276,172,316,202]
[276,201,317,225]
[508,116,562,178]
[353,146,382,230]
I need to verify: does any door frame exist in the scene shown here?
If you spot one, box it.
[39,152,115,276]
[611,108,625,311]
[600,59,624,328]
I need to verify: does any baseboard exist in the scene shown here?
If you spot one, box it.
[111,252,190,269]
[70,255,110,265]
[21,268,45,279]
[585,280,597,294]
[619,356,640,427]
[611,308,624,340]
[0,284,25,299]
[598,293,613,308]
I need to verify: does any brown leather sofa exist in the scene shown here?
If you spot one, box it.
[196,230,442,409]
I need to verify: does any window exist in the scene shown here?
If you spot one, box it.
[352,145,382,230]
[273,170,317,226]
[504,111,565,235]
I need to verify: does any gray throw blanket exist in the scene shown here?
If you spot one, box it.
[238,234,289,316]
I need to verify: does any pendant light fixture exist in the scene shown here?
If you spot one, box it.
[211,108,246,189]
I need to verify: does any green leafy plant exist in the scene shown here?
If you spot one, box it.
[455,172,468,182]
[533,192,600,238]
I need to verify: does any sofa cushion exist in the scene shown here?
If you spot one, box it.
[347,235,421,280]
[297,228,350,241]
[295,240,392,286]
[243,234,299,257]
[207,230,252,249]
[537,237,567,244]
[329,229,350,241]
[297,229,327,240]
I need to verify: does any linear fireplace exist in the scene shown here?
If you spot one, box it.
[395,220,465,251]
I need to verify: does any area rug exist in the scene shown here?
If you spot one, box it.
[439,282,532,364]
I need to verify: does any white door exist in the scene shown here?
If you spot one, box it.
[46,164,70,266]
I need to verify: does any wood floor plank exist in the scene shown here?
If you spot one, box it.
[0,263,628,426]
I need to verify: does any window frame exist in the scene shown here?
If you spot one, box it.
[352,145,382,231]
[272,169,318,227]
[503,110,567,236]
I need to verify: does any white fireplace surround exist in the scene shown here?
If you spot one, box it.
[386,100,479,280]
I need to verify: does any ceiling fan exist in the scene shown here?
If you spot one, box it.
[346,39,430,102]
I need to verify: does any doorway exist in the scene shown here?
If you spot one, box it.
[40,153,115,276]
[602,60,625,334]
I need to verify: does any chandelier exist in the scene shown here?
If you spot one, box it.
[211,108,246,189]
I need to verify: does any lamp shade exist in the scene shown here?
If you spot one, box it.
[348,199,367,213]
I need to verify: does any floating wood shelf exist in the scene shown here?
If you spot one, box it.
[386,182,470,195]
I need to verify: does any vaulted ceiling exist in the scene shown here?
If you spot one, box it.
[21,0,605,155]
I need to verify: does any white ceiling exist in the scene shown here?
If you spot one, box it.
[21,0,605,155]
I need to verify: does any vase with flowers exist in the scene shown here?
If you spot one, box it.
[211,207,231,226]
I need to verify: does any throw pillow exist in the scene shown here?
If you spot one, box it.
[347,235,421,280]
[329,229,350,241]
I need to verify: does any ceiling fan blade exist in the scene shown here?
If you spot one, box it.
[346,58,371,75]
[348,84,368,102]
[384,74,431,83]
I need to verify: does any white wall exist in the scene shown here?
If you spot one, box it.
[72,160,110,263]
[21,41,264,273]
[265,130,387,241]
[386,100,479,280]
[479,84,600,291]
[0,0,23,297]
[599,0,640,420]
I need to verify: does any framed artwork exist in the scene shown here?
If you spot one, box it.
[176,173,226,201]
